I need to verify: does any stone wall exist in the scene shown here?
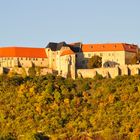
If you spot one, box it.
[77,64,140,78]
[1,64,140,79]
[0,57,48,68]
[0,67,54,76]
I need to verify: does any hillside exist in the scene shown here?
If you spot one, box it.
[0,74,140,140]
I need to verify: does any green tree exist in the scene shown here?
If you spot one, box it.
[28,66,36,77]
[131,55,137,64]
[87,55,102,68]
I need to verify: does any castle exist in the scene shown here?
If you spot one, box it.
[0,42,139,78]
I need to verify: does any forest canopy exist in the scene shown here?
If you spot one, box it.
[0,74,140,140]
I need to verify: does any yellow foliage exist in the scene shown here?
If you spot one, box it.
[8,70,16,77]
[29,87,35,93]
[64,98,70,105]
[50,103,58,110]
[35,105,42,114]
[21,68,27,78]
[120,94,129,102]
[18,84,26,96]
[108,94,114,104]
[99,102,104,107]
[83,91,89,99]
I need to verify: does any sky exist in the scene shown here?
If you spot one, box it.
[0,0,140,47]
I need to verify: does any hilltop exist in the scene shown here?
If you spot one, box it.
[0,74,140,140]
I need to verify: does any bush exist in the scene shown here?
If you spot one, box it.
[87,55,102,68]
[28,66,36,77]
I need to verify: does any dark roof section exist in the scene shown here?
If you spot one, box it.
[46,41,82,52]
[69,42,82,53]
[46,42,67,51]
[57,42,67,50]
[46,42,58,51]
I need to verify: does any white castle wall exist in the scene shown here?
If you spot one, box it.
[77,64,140,78]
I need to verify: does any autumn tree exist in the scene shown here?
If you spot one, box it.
[28,66,36,77]
[87,55,102,68]
[1,74,140,139]
[131,55,137,64]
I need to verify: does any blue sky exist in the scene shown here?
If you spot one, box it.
[0,0,140,47]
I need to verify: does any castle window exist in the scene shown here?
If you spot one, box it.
[29,58,31,60]
[42,58,44,61]
[36,58,38,61]
[33,58,35,61]
[100,53,103,56]
[21,58,23,60]
[108,53,110,56]
[88,54,91,57]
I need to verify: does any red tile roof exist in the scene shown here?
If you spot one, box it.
[0,47,47,58]
[82,43,138,53]
[60,49,75,56]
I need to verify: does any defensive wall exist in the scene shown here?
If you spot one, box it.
[77,64,140,78]
[0,67,55,76]
[1,64,140,79]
